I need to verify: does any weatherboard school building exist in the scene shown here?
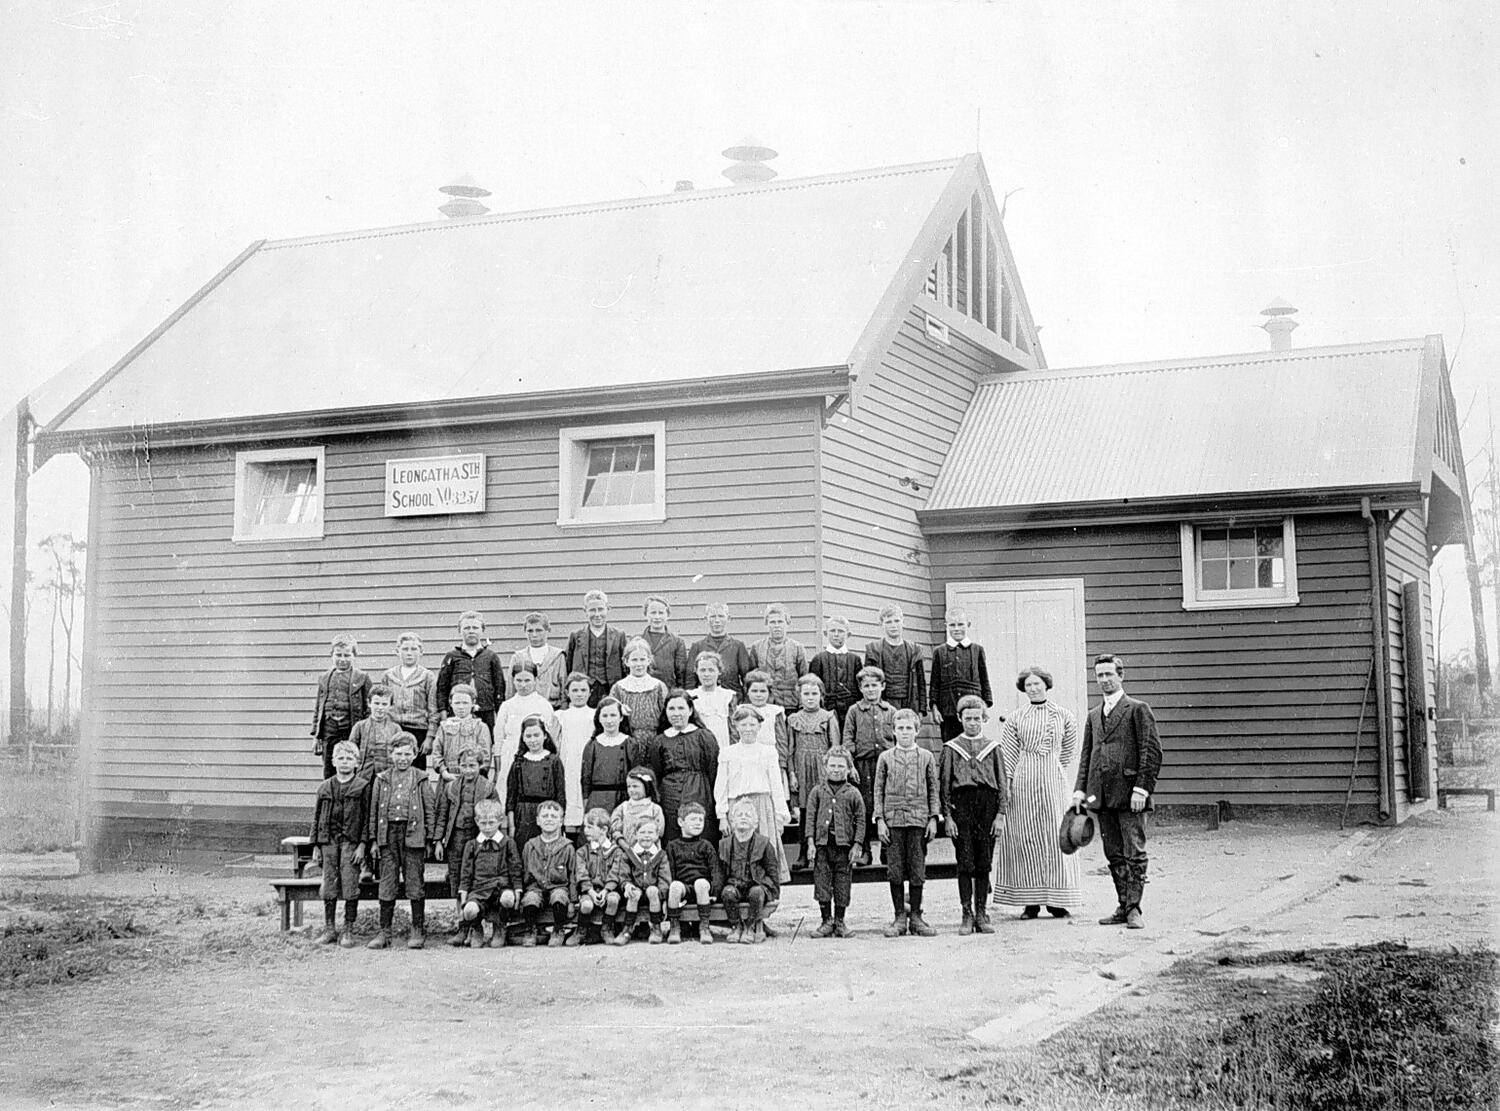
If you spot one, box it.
[33,153,1471,860]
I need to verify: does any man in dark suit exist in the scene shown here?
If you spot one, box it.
[1072,654,1162,929]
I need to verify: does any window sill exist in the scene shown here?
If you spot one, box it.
[231,530,325,543]
[1181,592,1299,611]
[556,511,667,529]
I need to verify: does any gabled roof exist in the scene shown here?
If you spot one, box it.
[923,337,1450,520]
[44,155,1035,444]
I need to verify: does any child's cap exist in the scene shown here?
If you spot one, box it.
[331,740,359,760]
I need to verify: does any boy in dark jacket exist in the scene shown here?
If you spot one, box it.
[309,740,367,947]
[434,748,499,926]
[456,799,523,948]
[843,665,896,867]
[574,808,627,945]
[521,801,576,947]
[311,633,371,780]
[929,609,993,742]
[436,611,506,733]
[665,802,724,945]
[807,747,866,938]
[365,736,437,950]
[616,816,672,946]
[719,798,781,945]
[940,696,1007,935]
[808,616,862,723]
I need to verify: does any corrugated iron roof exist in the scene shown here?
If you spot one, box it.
[925,339,1435,511]
[51,158,969,436]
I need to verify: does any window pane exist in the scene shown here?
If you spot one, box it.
[1228,529,1256,558]
[248,460,318,526]
[1228,558,1256,589]
[1201,560,1227,591]
[1257,532,1283,557]
[1200,529,1227,560]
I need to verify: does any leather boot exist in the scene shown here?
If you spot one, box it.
[1098,864,1129,925]
[1125,862,1145,929]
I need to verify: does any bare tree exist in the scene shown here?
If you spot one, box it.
[37,533,85,735]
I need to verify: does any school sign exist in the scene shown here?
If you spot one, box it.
[384,454,486,516]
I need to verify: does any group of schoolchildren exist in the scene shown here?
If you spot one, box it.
[307,591,1003,951]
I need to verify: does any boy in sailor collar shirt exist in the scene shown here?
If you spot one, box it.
[940,695,1007,935]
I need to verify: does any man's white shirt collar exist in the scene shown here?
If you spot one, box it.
[1103,690,1125,714]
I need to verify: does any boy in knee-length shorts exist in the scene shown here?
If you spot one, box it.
[875,709,939,938]
[309,740,367,947]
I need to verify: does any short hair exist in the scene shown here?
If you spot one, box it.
[731,705,764,726]
[729,797,758,818]
[824,745,852,767]
[583,589,609,607]
[583,807,612,829]
[523,612,551,630]
[893,708,921,727]
[877,604,904,622]
[856,665,886,685]
[944,607,969,623]
[396,632,422,648]
[449,682,477,701]
[704,601,729,617]
[634,815,662,835]
[764,602,789,621]
[370,684,394,702]
[798,673,826,694]
[679,801,706,819]
[956,694,988,716]
[510,658,539,677]
[1094,654,1125,677]
[642,595,671,615]
[331,740,359,760]
[743,669,772,691]
[1016,665,1054,692]
[694,650,723,671]
[564,670,592,690]
[537,800,563,817]
[391,732,417,752]
[456,747,481,766]
[824,615,849,630]
[330,634,357,654]
[458,610,484,628]
[474,799,504,821]
[623,636,652,660]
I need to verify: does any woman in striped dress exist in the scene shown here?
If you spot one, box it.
[993,666,1082,917]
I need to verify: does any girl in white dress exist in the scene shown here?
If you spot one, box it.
[713,705,791,883]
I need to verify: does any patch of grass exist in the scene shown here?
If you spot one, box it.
[0,765,79,853]
[0,910,149,989]
[939,944,1498,1110]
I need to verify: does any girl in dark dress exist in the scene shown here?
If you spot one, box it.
[650,690,721,844]
[506,716,565,846]
[581,697,633,816]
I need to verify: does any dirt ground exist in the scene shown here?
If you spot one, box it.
[3,804,1497,1110]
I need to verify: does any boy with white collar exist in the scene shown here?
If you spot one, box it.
[929,609,993,743]
[940,696,1007,935]
[809,615,862,723]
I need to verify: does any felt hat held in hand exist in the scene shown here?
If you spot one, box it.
[1057,802,1096,856]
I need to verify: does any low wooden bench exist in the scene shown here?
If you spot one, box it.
[1437,785,1496,811]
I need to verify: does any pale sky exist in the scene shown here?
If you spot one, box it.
[2,1,1498,701]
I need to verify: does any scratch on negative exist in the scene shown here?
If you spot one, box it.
[590,274,633,309]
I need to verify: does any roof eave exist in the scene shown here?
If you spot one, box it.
[36,363,852,461]
[917,482,1427,533]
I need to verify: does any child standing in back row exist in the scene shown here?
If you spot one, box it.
[875,709,940,939]
[383,634,441,769]
[809,616,862,723]
[508,613,569,709]
[930,608,994,742]
[749,603,808,710]
[311,634,371,780]
[436,611,506,733]
[864,605,927,715]
[688,602,752,697]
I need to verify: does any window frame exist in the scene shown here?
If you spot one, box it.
[557,420,667,527]
[1179,517,1299,610]
[232,446,326,543]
